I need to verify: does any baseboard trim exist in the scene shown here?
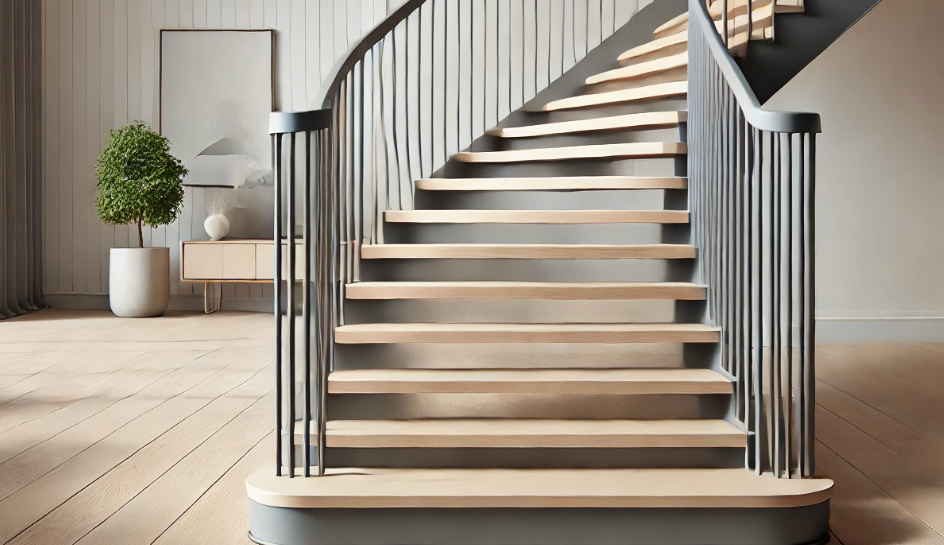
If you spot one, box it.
[44,292,273,314]
[816,316,944,344]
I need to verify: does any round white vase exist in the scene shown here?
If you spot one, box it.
[204,214,230,241]
[109,247,170,318]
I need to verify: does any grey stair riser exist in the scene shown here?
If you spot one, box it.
[357,258,694,283]
[343,299,680,325]
[383,223,686,245]
[333,343,709,372]
[440,156,685,179]
[476,127,684,151]
[326,393,729,420]
[414,187,674,210]
[322,447,744,469]
[249,502,831,545]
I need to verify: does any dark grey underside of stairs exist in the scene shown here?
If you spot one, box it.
[249,501,831,545]
[741,0,884,104]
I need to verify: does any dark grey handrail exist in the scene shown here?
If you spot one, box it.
[317,0,426,110]
[689,0,821,133]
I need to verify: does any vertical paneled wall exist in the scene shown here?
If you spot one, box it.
[41,0,650,303]
[1,1,46,319]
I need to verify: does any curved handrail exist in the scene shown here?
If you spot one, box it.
[317,0,427,110]
[688,0,821,133]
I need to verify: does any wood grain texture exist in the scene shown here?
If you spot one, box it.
[361,243,697,260]
[543,81,688,111]
[415,176,688,191]
[384,210,690,224]
[586,52,688,85]
[0,310,273,545]
[489,111,687,138]
[455,142,687,163]
[344,281,706,300]
[315,419,747,448]
[334,323,721,344]
[618,30,687,62]
[327,368,733,395]
[246,467,834,509]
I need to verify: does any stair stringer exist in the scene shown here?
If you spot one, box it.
[739,0,884,103]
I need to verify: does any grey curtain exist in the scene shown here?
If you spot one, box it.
[0,0,45,319]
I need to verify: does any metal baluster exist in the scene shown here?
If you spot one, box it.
[806,133,817,476]
[302,130,312,478]
[287,132,297,477]
[753,128,765,474]
[785,132,794,477]
[273,134,283,477]
[772,131,782,477]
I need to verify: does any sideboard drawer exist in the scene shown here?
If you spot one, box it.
[222,244,257,279]
[182,244,223,279]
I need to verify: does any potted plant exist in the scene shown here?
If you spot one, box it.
[95,121,188,317]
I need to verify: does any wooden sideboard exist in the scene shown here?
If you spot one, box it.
[181,239,303,312]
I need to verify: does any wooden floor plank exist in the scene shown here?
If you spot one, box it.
[2,369,272,545]
[817,406,944,536]
[72,395,273,545]
[0,348,252,466]
[816,441,944,545]
[818,381,944,486]
[153,433,272,545]
[0,354,254,502]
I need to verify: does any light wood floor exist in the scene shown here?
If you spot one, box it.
[0,310,941,544]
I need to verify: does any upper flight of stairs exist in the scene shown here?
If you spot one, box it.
[249,2,833,543]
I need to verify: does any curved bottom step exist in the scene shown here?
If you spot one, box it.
[248,467,831,544]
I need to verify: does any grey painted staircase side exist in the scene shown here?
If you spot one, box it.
[741,0,884,103]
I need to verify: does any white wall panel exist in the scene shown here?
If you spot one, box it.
[42,0,646,299]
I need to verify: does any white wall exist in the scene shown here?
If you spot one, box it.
[767,0,944,342]
[41,0,650,309]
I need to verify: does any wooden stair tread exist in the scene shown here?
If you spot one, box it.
[344,281,706,300]
[618,31,688,62]
[415,176,687,191]
[488,111,687,139]
[654,12,690,39]
[455,142,686,163]
[543,81,688,111]
[334,323,720,344]
[316,419,747,448]
[327,368,732,394]
[360,243,696,260]
[587,52,688,85]
[384,209,689,224]
[247,467,835,509]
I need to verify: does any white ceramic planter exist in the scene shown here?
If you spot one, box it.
[109,247,170,318]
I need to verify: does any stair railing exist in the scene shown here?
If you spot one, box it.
[271,0,633,478]
[689,0,819,478]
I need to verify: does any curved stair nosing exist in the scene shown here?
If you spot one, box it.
[246,467,835,509]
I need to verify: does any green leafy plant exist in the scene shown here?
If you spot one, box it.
[95,121,188,248]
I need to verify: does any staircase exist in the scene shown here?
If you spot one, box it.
[248,1,835,544]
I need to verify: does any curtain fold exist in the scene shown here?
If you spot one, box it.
[0,0,45,319]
